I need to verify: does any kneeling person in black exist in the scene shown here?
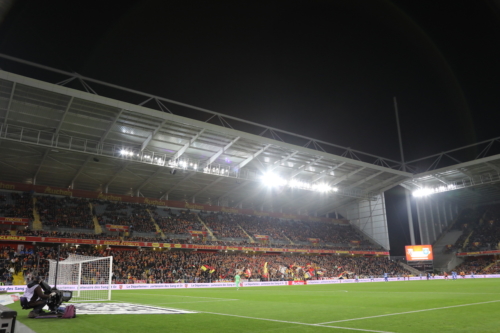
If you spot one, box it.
[24,276,55,317]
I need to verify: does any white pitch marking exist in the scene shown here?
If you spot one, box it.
[195,310,394,333]
[157,300,238,304]
[121,293,239,301]
[117,300,393,332]
[318,299,500,325]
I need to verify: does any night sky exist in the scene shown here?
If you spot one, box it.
[1,0,499,255]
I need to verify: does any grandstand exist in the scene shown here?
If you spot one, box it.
[0,55,500,270]
[1,55,500,286]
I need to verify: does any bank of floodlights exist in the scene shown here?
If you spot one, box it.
[412,184,457,197]
[260,172,338,193]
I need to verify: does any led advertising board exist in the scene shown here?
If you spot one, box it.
[405,245,433,261]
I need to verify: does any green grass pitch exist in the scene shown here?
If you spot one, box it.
[8,279,500,333]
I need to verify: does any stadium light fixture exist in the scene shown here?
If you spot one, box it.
[412,188,434,197]
[261,172,287,187]
[413,183,458,198]
[312,183,331,192]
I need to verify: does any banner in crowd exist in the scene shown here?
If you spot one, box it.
[0,180,348,224]
[308,238,320,243]
[254,235,269,240]
[3,274,500,292]
[105,224,130,232]
[0,235,389,255]
[189,230,207,236]
[0,217,29,226]
[457,250,500,256]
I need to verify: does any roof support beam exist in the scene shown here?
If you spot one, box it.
[204,136,240,167]
[104,163,130,192]
[330,167,367,186]
[270,151,299,170]
[169,129,205,161]
[319,175,404,215]
[135,167,164,196]
[2,82,16,125]
[311,162,346,183]
[69,109,123,187]
[33,97,75,184]
[190,144,270,200]
[289,156,323,179]
[344,171,384,190]
[54,97,74,135]
[164,136,243,199]
[140,119,168,151]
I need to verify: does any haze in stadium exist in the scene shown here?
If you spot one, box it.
[0,1,500,332]
[1,0,499,253]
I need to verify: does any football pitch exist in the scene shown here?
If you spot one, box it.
[9,279,500,333]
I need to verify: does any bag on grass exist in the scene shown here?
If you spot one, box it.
[61,305,76,318]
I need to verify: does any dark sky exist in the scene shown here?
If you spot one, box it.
[1,0,499,162]
[1,0,500,255]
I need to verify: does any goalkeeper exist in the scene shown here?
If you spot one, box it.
[234,273,241,290]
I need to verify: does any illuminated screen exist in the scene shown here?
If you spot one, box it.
[405,245,433,261]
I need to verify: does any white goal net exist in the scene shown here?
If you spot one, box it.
[47,254,113,302]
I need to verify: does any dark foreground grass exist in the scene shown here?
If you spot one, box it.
[7,279,500,333]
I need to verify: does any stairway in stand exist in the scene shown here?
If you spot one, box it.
[90,203,103,234]
[31,197,43,230]
[146,209,165,238]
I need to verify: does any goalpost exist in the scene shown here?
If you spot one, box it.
[47,254,113,302]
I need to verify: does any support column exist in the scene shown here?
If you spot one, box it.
[429,200,437,243]
[416,200,424,245]
[405,189,415,245]
[436,200,443,235]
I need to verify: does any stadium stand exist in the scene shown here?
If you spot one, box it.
[449,205,500,253]
[0,189,408,286]
[1,244,410,285]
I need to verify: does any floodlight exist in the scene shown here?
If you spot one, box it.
[313,183,331,192]
[261,172,287,187]
[412,188,434,197]
[120,149,127,155]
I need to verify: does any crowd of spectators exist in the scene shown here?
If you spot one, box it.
[96,202,158,233]
[153,209,205,235]
[0,190,382,252]
[450,205,500,252]
[453,257,495,274]
[36,196,93,229]
[0,244,411,285]
[201,212,248,238]
[0,192,33,220]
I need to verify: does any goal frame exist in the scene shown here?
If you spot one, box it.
[47,254,113,302]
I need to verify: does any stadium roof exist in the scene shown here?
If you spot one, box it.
[0,54,499,217]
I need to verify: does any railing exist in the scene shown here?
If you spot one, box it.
[0,123,377,200]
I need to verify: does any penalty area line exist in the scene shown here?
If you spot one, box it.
[113,300,393,332]
[193,310,394,333]
[318,299,500,325]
